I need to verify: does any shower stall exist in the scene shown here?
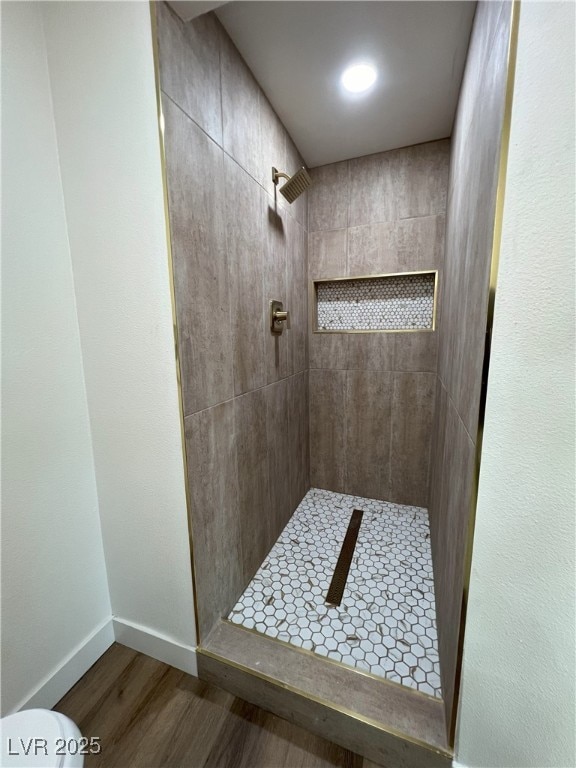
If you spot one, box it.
[153,1,517,763]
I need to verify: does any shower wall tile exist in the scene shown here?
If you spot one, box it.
[348,151,398,228]
[453,219,493,435]
[157,6,311,640]
[263,192,289,384]
[264,373,310,539]
[308,140,449,506]
[430,398,475,719]
[260,95,286,197]
[162,96,233,415]
[346,216,444,277]
[220,26,261,182]
[308,161,349,232]
[394,332,438,373]
[396,140,450,219]
[390,373,436,507]
[345,332,396,373]
[308,333,350,370]
[309,369,436,507]
[438,4,511,438]
[395,215,446,272]
[451,6,511,439]
[185,401,242,641]
[156,4,309,638]
[428,381,449,529]
[308,229,347,279]
[344,370,393,500]
[309,369,346,492]
[185,374,310,642]
[448,116,502,434]
[288,371,310,511]
[287,218,308,376]
[156,3,222,143]
[265,377,291,539]
[235,389,271,584]
[347,141,450,228]
[428,1,513,727]
[347,222,400,276]
[452,1,510,156]
[309,331,434,375]
[308,283,342,366]
[436,216,467,389]
[225,158,266,395]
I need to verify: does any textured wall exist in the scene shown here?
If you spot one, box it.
[428,1,513,727]
[156,3,309,640]
[307,140,449,507]
[456,4,575,766]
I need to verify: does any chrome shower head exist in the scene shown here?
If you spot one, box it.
[272,166,312,204]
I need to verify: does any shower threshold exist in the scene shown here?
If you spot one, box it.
[229,488,441,697]
[197,489,451,765]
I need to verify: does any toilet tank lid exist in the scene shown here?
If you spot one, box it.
[0,709,81,768]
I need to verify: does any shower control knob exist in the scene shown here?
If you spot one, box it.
[274,310,289,324]
[270,300,290,334]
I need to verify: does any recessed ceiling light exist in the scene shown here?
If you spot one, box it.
[341,63,377,94]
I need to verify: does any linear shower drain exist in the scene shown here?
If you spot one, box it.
[325,509,364,606]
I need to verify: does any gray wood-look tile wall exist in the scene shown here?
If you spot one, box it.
[156,3,309,641]
[428,1,513,728]
[308,140,449,508]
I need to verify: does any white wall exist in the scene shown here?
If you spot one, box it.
[2,0,197,713]
[456,3,575,767]
[1,2,113,715]
[42,1,197,662]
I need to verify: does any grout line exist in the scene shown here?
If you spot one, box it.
[183,369,308,421]
[159,91,302,226]
[161,89,222,152]
[399,212,446,222]
[309,212,442,235]
[306,137,451,174]
[309,367,437,375]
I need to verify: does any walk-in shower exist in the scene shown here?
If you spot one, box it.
[153,0,517,763]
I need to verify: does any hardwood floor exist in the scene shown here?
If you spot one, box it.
[54,644,376,768]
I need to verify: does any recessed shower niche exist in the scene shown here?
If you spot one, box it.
[314,271,437,332]
[153,0,518,764]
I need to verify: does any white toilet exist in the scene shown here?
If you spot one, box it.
[1,710,83,768]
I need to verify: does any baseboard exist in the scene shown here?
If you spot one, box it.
[12,617,115,714]
[112,618,197,676]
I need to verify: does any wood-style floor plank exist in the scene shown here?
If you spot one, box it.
[53,644,372,768]
[203,697,362,768]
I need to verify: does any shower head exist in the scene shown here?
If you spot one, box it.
[272,166,312,204]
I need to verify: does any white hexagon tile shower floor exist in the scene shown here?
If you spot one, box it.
[228,488,442,698]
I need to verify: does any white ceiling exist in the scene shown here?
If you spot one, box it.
[215,1,476,167]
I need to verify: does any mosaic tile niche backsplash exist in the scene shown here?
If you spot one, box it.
[316,272,436,332]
